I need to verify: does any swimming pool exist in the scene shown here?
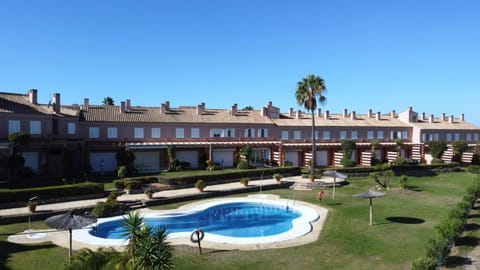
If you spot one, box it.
[74,196,320,246]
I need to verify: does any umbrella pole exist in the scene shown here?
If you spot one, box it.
[69,228,72,262]
[369,198,373,226]
[332,177,336,199]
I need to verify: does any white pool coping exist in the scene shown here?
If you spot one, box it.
[73,195,323,248]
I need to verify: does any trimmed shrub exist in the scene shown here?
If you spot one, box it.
[237,160,249,170]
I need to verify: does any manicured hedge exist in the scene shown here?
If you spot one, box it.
[0,182,104,204]
[113,176,158,190]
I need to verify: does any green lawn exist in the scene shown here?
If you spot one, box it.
[0,171,477,270]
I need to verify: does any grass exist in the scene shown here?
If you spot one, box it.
[0,171,478,269]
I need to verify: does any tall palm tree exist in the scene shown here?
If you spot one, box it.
[295,74,327,179]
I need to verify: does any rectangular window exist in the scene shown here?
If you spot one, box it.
[107,127,118,139]
[134,128,144,139]
[225,128,235,138]
[281,131,289,140]
[8,120,20,134]
[323,131,330,140]
[258,128,268,138]
[152,128,161,138]
[340,131,347,140]
[391,131,402,140]
[433,133,439,141]
[293,130,301,140]
[423,133,433,142]
[191,128,199,138]
[351,131,358,140]
[474,133,479,141]
[454,133,460,140]
[367,131,374,140]
[446,133,452,141]
[466,133,472,141]
[402,131,408,140]
[314,131,319,140]
[377,131,384,140]
[67,122,76,135]
[176,128,184,138]
[210,128,223,138]
[29,121,41,135]
[89,127,99,138]
[245,128,255,138]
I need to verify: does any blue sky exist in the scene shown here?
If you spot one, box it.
[1,1,479,126]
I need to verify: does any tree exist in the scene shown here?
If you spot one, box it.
[427,141,447,159]
[452,140,469,162]
[103,97,114,105]
[67,247,119,270]
[242,105,254,110]
[295,74,327,178]
[7,131,31,181]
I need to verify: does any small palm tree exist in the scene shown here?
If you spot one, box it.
[120,211,143,261]
[102,96,114,105]
[295,74,327,178]
[68,247,119,270]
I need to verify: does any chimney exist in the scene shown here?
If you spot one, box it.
[376,112,381,120]
[461,113,465,121]
[165,101,170,110]
[421,112,426,121]
[231,104,237,115]
[324,110,329,120]
[296,110,302,119]
[126,99,131,111]
[391,110,396,118]
[367,109,372,118]
[197,103,205,115]
[53,93,61,114]
[441,113,446,121]
[350,111,356,120]
[120,101,126,113]
[28,89,37,104]
[289,108,294,117]
[160,103,167,114]
[343,108,348,118]
[261,107,268,117]
[83,98,89,109]
[267,101,272,109]
[429,114,434,123]
[317,108,322,117]
[449,115,454,123]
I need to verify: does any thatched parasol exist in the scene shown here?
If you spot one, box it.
[353,190,386,225]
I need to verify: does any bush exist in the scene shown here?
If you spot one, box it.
[237,160,249,169]
[340,157,355,168]
[91,200,123,218]
[394,157,407,166]
[117,166,127,179]
[124,180,142,191]
[411,257,437,270]
[113,179,126,190]
[399,175,408,189]
[431,158,444,164]
[240,177,249,185]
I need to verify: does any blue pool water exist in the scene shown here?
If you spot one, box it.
[91,202,301,239]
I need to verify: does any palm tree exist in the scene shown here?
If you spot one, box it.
[120,211,143,262]
[295,74,327,179]
[103,96,114,105]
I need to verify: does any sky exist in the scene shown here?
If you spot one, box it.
[1,0,479,126]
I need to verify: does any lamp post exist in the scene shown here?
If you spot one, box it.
[28,196,39,232]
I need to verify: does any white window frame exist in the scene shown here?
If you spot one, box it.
[134,128,144,139]
[281,131,289,140]
[323,131,330,140]
[433,133,440,141]
[351,131,358,140]
[152,128,161,138]
[225,128,235,138]
[89,127,100,138]
[293,130,301,140]
[29,120,41,135]
[377,131,384,140]
[8,120,20,134]
[258,128,268,138]
[466,133,472,141]
[367,131,374,140]
[402,131,408,140]
[454,133,460,141]
[176,128,184,138]
[446,133,452,141]
[340,131,347,140]
[107,127,118,139]
[67,122,76,135]
[191,128,199,138]
[244,128,255,138]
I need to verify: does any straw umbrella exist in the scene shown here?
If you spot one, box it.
[353,190,386,225]
[323,170,347,199]
[45,210,97,261]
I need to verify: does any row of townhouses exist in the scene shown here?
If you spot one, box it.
[1,89,479,180]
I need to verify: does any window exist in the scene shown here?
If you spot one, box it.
[323,131,330,140]
[8,120,20,134]
[467,133,472,141]
[191,128,199,138]
[67,122,76,135]
[377,131,384,140]
[454,133,460,140]
[134,128,144,139]
[176,128,184,138]
[474,133,479,141]
[30,121,41,135]
[89,127,99,138]
[423,133,433,142]
[446,133,452,141]
[245,128,255,138]
[281,131,289,140]
[210,128,235,138]
[351,131,358,140]
[367,131,374,140]
[152,128,161,138]
[293,130,301,140]
[433,133,439,141]
[107,127,118,139]
[402,131,408,140]
[314,131,319,140]
[225,128,235,138]
[391,131,402,140]
[340,131,347,140]
[258,128,268,138]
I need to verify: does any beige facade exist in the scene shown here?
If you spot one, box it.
[1,89,479,180]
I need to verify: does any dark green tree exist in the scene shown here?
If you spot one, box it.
[102,97,114,105]
[295,74,327,178]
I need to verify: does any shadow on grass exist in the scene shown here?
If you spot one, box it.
[464,223,480,231]
[406,185,423,192]
[325,202,342,206]
[455,236,480,247]
[385,217,425,224]
[444,256,473,268]
[468,213,480,219]
[0,241,58,270]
